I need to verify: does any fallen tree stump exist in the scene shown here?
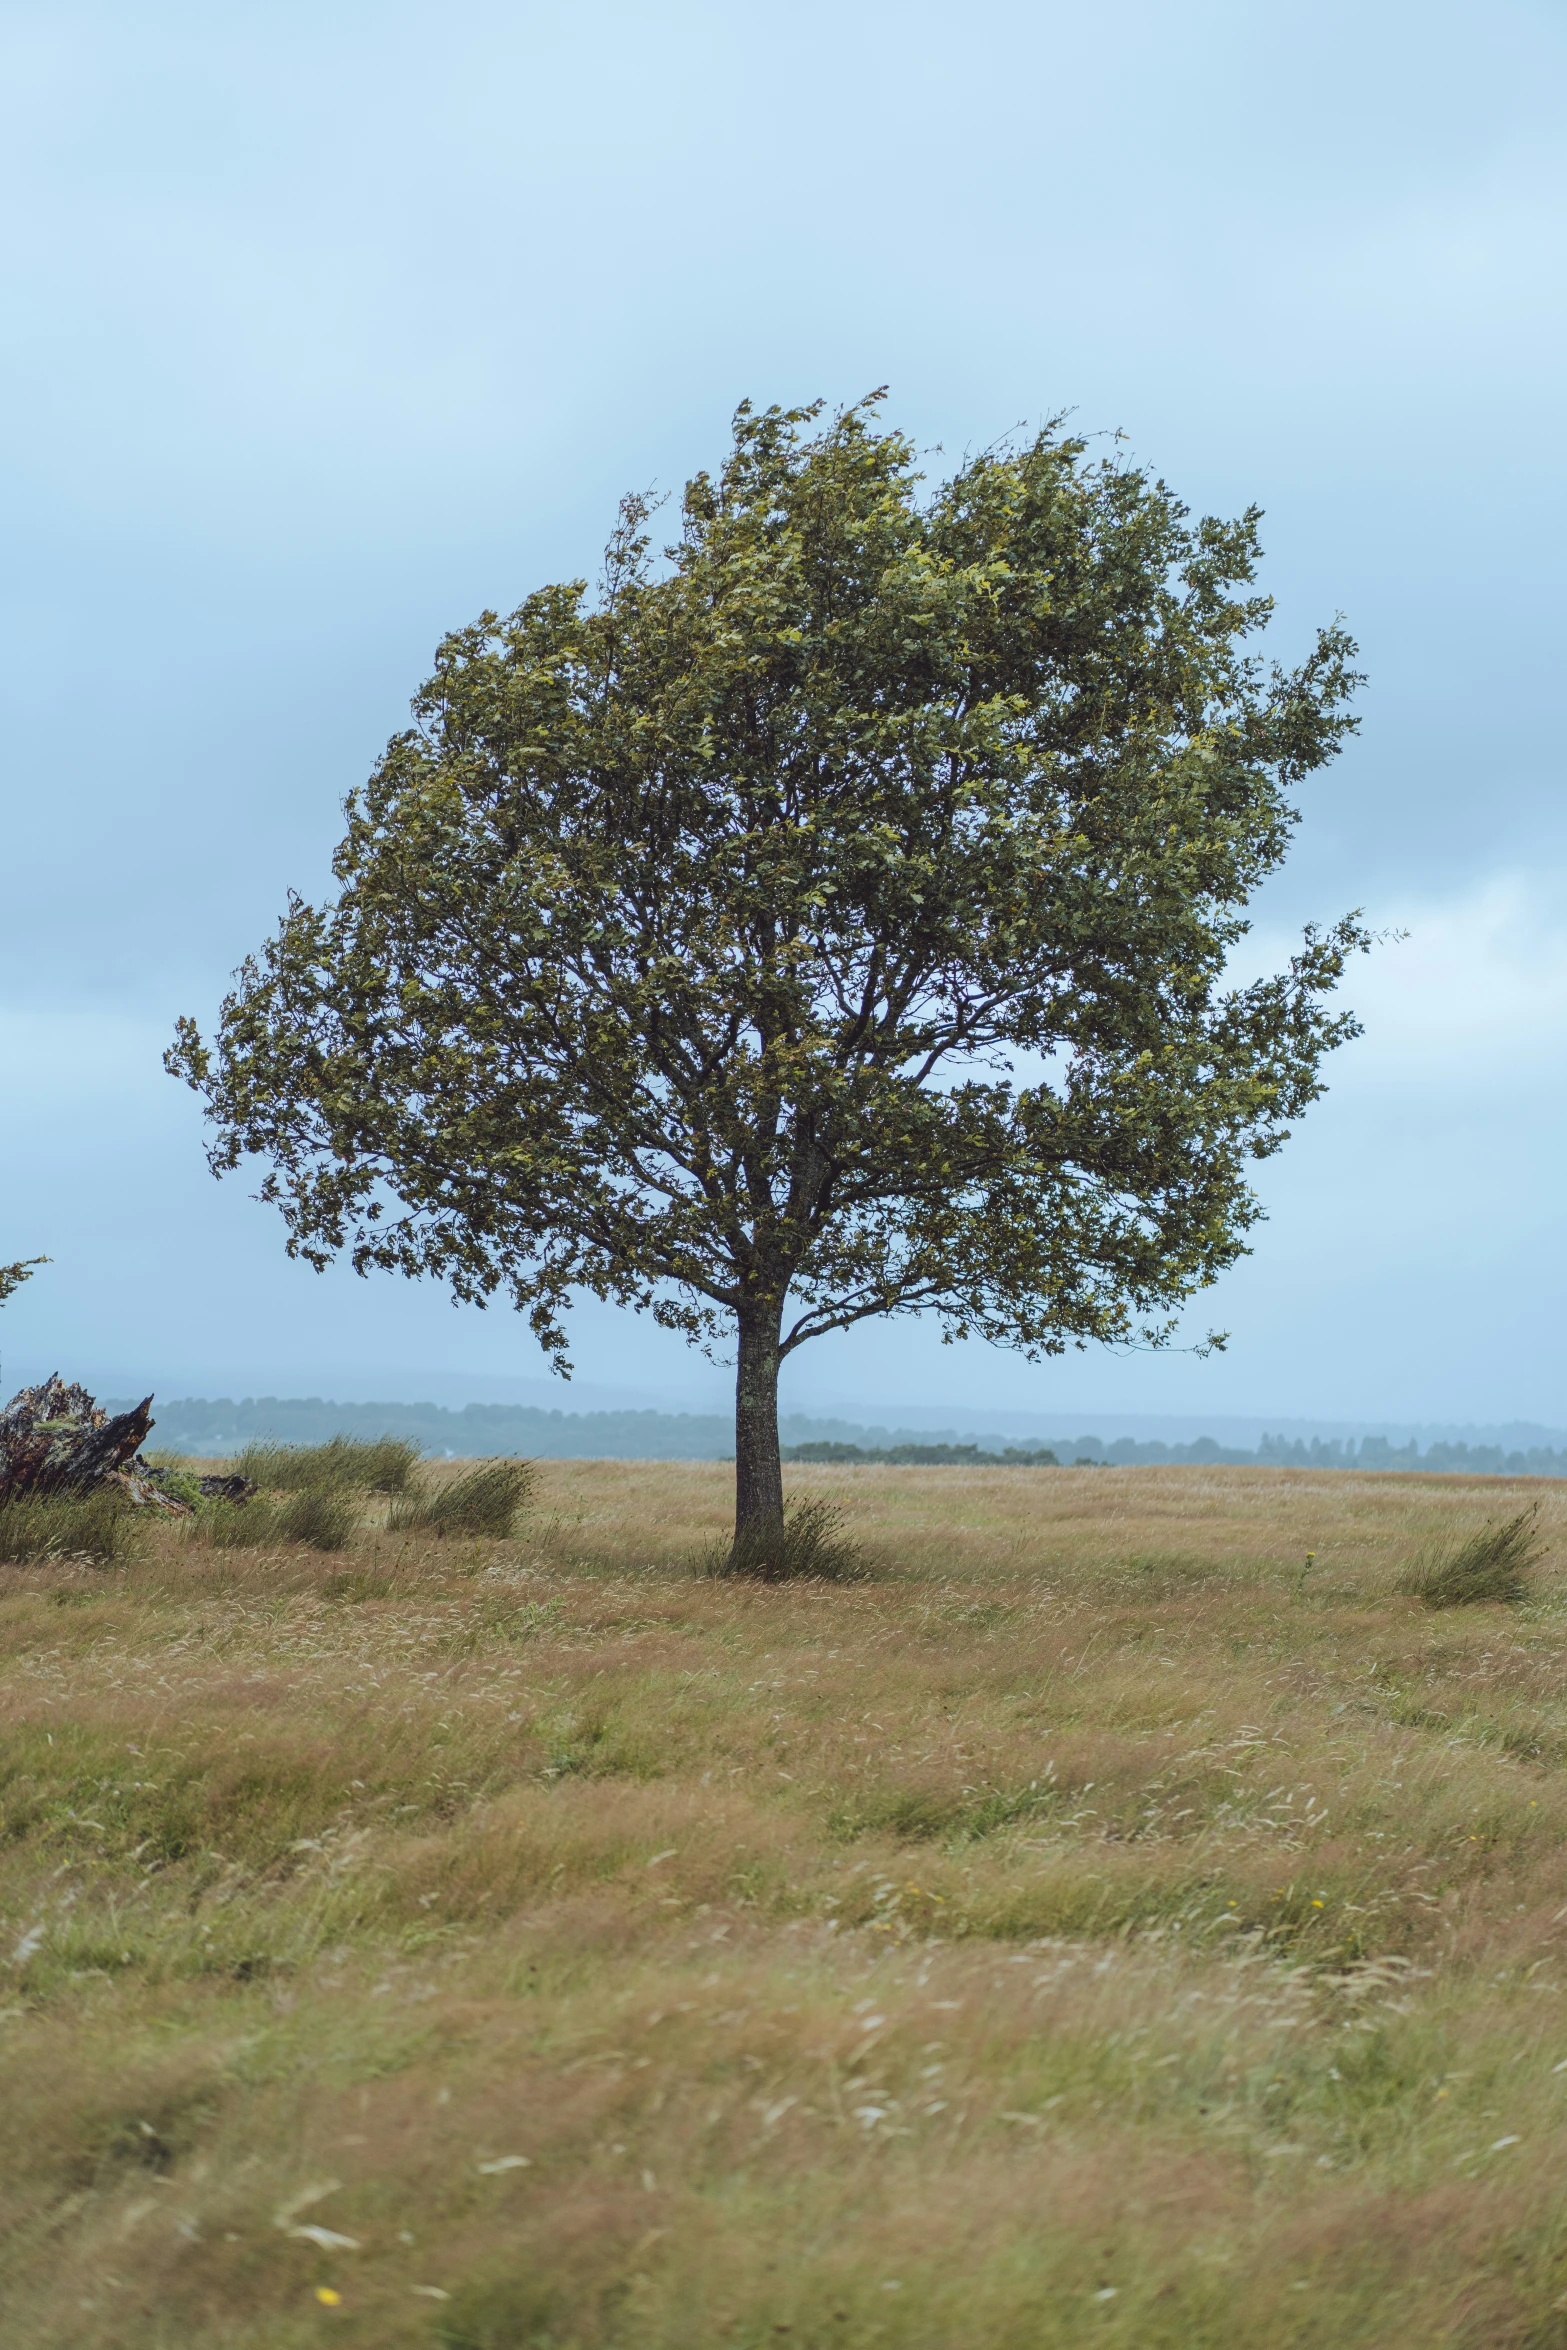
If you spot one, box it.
[0,1377,253,1514]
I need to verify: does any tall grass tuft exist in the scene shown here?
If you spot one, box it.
[1399,1505,1547,1609]
[701,1494,866,1583]
[0,1490,136,1565]
[231,1435,423,1493]
[274,1484,361,1549]
[390,1460,534,1539]
[197,1485,360,1553]
[198,1501,271,1551]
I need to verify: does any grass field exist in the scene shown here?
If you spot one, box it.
[6,1461,1567,2348]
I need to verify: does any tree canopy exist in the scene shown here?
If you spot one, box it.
[169,397,1365,1550]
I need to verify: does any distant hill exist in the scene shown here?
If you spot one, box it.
[121,1395,1567,1476]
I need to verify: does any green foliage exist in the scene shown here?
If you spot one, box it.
[197,1485,360,1552]
[0,1255,46,1308]
[232,1433,422,1491]
[390,1459,534,1538]
[169,395,1365,1535]
[0,1490,135,1564]
[143,1462,205,1508]
[700,1494,866,1583]
[1399,1506,1547,1609]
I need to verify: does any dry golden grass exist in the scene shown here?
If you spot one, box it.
[6,1460,1567,2346]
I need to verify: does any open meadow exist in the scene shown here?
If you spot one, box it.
[7,1461,1567,2347]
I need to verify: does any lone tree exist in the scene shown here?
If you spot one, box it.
[169,398,1365,1556]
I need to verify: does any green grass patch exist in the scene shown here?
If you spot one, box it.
[196,1484,360,1551]
[0,1489,137,1564]
[232,1434,423,1492]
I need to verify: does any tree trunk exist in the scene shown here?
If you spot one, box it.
[734,1298,784,1545]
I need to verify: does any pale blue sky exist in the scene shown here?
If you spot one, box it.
[1,0,1563,1426]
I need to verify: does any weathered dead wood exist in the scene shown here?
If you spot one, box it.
[0,1376,253,1514]
[194,1474,252,1504]
[0,1377,155,1499]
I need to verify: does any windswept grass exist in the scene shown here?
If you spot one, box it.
[233,1434,424,1493]
[389,1458,535,1539]
[700,1492,866,1582]
[0,1489,136,1565]
[196,1483,361,1553]
[1399,1503,1548,1609]
[4,1460,1567,2345]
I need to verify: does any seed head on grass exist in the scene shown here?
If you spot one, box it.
[1399,1506,1547,1610]
[700,1496,867,1584]
[389,1460,534,1539]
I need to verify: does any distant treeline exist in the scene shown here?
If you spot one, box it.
[786,1441,1065,1466]
[785,1434,1567,1477]
[1255,1434,1567,1477]
[124,1396,1567,1477]
[133,1397,936,1462]
[133,1397,741,1459]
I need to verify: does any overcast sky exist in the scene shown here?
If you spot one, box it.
[1,0,1563,1429]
